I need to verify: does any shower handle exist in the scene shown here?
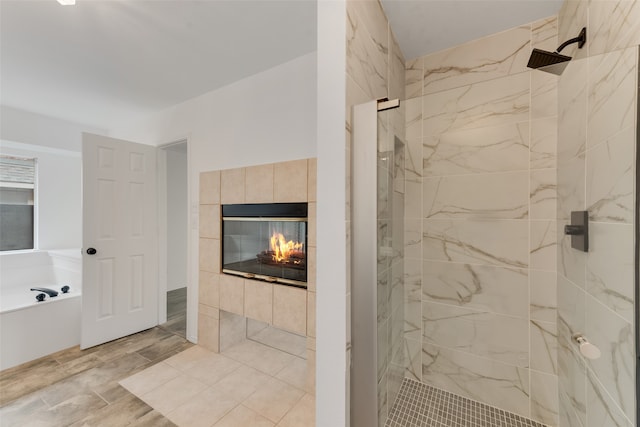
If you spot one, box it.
[86,247,97,255]
[564,225,584,235]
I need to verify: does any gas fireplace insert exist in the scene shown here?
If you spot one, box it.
[221,203,307,288]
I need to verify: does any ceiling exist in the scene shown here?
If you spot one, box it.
[0,0,317,130]
[1,0,562,131]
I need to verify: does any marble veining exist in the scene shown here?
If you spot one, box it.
[422,72,530,136]
[586,223,634,323]
[558,59,588,163]
[532,16,558,52]
[346,7,388,100]
[530,220,557,271]
[530,117,558,170]
[530,169,557,220]
[586,368,634,427]
[585,295,635,421]
[587,48,637,150]
[422,261,528,317]
[421,343,530,416]
[588,0,640,57]
[423,172,529,219]
[586,126,635,224]
[423,122,529,177]
[422,26,530,95]
[422,301,529,367]
[530,320,558,375]
[423,219,529,269]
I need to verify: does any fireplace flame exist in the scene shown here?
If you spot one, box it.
[270,233,304,264]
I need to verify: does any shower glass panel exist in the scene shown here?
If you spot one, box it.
[351,100,405,427]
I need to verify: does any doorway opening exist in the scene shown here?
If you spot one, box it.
[159,141,188,338]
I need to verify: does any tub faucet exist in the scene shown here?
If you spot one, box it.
[30,287,58,297]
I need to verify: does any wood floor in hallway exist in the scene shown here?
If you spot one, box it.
[0,326,190,426]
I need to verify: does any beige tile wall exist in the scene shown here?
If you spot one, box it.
[198,158,317,392]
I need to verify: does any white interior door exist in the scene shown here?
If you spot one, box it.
[81,133,158,349]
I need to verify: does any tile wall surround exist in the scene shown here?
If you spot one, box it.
[556,1,639,426]
[346,1,407,426]
[404,17,560,426]
[198,158,317,396]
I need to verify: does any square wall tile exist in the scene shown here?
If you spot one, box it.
[200,171,220,204]
[199,238,220,273]
[307,158,317,202]
[306,247,316,292]
[307,291,316,338]
[220,310,247,352]
[198,312,219,352]
[198,271,220,308]
[273,285,307,336]
[245,164,274,203]
[220,275,244,316]
[308,202,317,247]
[274,159,307,202]
[199,204,220,239]
[244,280,273,324]
[221,168,245,204]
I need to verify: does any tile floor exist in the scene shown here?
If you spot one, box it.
[385,378,549,427]
[120,340,314,427]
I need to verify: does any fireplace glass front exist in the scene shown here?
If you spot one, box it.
[222,203,307,288]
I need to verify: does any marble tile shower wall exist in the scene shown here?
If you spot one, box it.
[404,17,560,426]
[345,1,406,426]
[556,1,639,427]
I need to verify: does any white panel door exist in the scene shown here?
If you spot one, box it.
[81,133,158,349]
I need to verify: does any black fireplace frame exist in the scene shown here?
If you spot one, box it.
[221,202,308,288]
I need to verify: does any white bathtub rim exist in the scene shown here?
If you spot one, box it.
[0,285,81,314]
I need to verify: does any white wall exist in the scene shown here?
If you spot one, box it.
[1,106,106,152]
[0,107,107,251]
[316,1,348,425]
[110,52,318,343]
[166,147,188,291]
[0,141,81,250]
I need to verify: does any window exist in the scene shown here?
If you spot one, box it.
[0,155,36,251]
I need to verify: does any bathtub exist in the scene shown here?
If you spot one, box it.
[0,250,82,371]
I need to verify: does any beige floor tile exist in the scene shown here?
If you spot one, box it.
[274,357,308,392]
[243,377,305,423]
[182,353,241,386]
[222,340,296,376]
[119,362,181,396]
[165,387,239,427]
[164,345,215,371]
[213,404,274,427]
[140,374,207,415]
[276,393,315,427]
[213,365,272,402]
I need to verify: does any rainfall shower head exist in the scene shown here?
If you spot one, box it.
[527,27,587,75]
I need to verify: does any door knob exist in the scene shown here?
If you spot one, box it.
[86,248,97,255]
